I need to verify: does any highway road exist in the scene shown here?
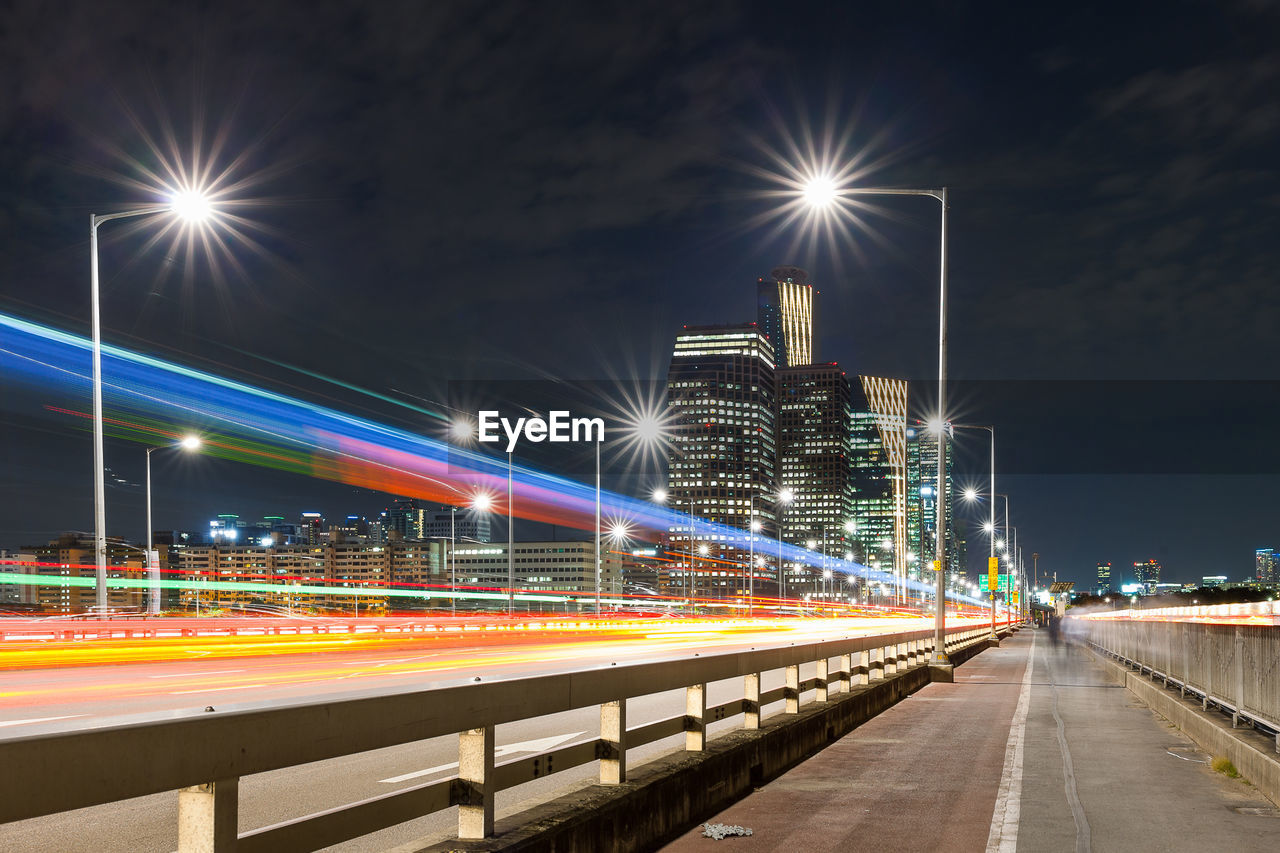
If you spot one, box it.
[0,615,977,852]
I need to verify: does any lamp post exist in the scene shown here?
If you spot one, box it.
[748,506,762,618]
[507,450,514,616]
[957,425,996,639]
[458,492,494,616]
[90,192,215,611]
[144,435,202,615]
[802,183,949,664]
[777,488,795,611]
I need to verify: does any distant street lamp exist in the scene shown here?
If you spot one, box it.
[144,434,202,614]
[955,425,997,639]
[777,488,796,609]
[652,487,696,614]
[91,191,216,611]
[452,491,493,616]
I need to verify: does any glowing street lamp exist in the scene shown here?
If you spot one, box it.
[144,434,202,614]
[801,178,950,665]
[776,488,796,609]
[90,190,216,611]
[652,486,696,613]
[450,490,493,616]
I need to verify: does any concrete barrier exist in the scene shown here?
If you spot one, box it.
[397,631,1002,852]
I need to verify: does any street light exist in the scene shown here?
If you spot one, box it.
[803,180,949,666]
[90,190,216,611]
[144,434,202,615]
[605,520,634,602]
[955,424,997,639]
[451,491,493,616]
[777,487,795,611]
[652,487,696,614]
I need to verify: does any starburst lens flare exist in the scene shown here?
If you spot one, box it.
[179,435,202,451]
[803,175,838,208]
[170,189,213,222]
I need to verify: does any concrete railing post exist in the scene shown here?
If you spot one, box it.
[839,653,853,693]
[177,778,238,853]
[785,664,800,714]
[600,699,626,784]
[816,658,829,703]
[458,725,495,839]
[884,644,897,676]
[869,647,882,681]
[1233,627,1245,728]
[744,672,761,729]
[686,683,707,750]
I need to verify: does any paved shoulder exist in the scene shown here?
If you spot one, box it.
[662,633,1035,852]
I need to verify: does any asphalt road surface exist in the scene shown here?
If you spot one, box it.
[0,615,969,852]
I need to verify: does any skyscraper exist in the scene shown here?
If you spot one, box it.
[666,324,777,597]
[1256,549,1276,583]
[776,365,855,587]
[1097,561,1112,593]
[1134,559,1161,592]
[909,422,957,587]
[757,266,815,368]
[850,376,908,583]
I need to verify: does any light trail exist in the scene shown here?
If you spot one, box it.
[0,311,991,611]
[0,615,994,715]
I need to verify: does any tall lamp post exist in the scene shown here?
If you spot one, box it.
[91,191,215,611]
[956,425,996,639]
[776,488,795,610]
[803,183,949,665]
[452,492,493,616]
[145,434,202,614]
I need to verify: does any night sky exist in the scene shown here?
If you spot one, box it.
[2,1,1279,587]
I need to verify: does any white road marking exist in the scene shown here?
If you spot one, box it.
[0,715,85,728]
[379,731,587,784]
[148,670,245,679]
[986,631,1035,853]
[170,684,267,695]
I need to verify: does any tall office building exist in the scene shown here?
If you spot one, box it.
[666,324,777,598]
[776,365,855,590]
[423,507,492,543]
[855,377,910,584]
[300,512,325,546]
[757,266,816,368]
[1097,561,1112,593]
[1256,548,1276,583]
[386,498,424,540]
[1134,559,1161,592]
[909,423,958,585]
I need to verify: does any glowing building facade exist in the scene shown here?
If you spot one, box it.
[1256,548,1276,583]
[757,266,815,368]
[1134,559,1161,592]
[1097,561,1112,593]
[777,365,855,592]
[666,324,777,598]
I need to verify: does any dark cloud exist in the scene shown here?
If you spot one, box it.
[2,1,1280,584]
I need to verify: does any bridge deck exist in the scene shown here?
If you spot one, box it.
[663,628,1280,852]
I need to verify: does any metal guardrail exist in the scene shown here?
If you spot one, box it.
[0,623,994,851]
[1080,612,1280,749]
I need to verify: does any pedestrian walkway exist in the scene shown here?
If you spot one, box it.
[662,629,1280,853]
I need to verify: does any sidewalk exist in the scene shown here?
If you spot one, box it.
[662,629,1280,852]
